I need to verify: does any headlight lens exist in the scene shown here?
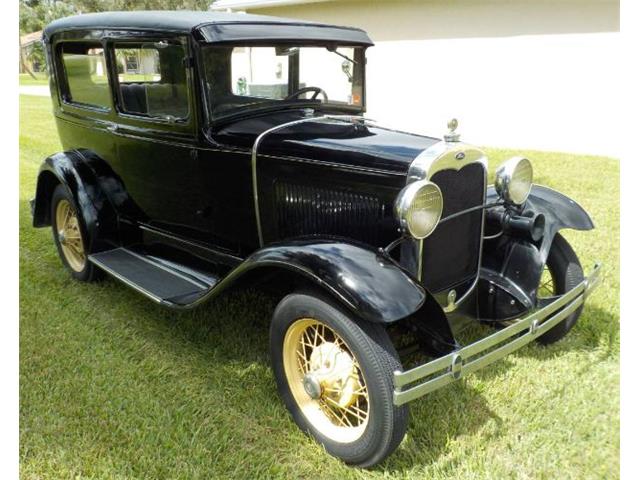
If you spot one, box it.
[394,180,443,239]
[495,156,533,205]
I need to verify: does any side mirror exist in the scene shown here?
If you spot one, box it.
[342,60,353,82]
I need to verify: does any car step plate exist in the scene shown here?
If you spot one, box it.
[89,248,211,305]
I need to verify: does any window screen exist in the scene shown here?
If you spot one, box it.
[114,41,189,120]
[60,43,111,109]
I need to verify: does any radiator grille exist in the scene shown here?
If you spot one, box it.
[274,182,388,244]
[421,162,486,293]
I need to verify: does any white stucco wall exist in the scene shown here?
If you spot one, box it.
[231,0,621,157]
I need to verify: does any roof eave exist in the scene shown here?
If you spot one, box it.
[210,0,330,11]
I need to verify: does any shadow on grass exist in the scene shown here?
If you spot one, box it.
[83,276,503,470]
[59,273,616,474]
[381,383,502,471]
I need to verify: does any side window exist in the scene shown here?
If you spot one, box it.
[60,43,111,109]
[114,41,189,120]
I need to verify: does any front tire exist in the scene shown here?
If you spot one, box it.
[51,184,101,282]
[269,292,408,467]
[536,233,584,345]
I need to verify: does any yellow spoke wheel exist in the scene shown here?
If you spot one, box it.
[537,265,556,298]
[283,318,369,443]
[271,292,408,467]
[55,198,86,272]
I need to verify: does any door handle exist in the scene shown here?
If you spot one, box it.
[106,123,119,133]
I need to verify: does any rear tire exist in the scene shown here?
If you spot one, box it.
[535,234,584,345]
[269,291,408,467]
[51,184,101,282]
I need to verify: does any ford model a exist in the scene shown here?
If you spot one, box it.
[33,11,601,467]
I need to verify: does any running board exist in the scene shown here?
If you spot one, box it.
[89,248,219,306]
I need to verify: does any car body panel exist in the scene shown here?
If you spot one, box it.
[34,12,598,350]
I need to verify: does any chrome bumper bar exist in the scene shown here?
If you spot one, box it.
[393,263,602,406]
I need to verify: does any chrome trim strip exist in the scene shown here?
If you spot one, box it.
[417,239,424,281]
[392,263,601,405]
[408,140,489,184]
[258,153,406,177]
[251,114,369,246]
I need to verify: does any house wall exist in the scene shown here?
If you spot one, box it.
[241,0,620,156]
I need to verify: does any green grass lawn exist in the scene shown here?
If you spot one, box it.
[19,93,619,479]
[19,72,49,86]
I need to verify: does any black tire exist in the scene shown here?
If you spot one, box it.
[269,291,408,467]
[536,233,584,345]
[51,184,102,282]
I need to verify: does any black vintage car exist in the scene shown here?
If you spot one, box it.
[33,11,601,467]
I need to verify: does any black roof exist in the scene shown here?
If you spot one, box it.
[43,10,373,46]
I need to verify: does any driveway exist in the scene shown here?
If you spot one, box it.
[19,86,50,97]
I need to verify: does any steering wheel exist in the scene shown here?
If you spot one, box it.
[285,86,328,102]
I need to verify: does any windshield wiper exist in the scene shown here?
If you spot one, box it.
[327,46,356,65]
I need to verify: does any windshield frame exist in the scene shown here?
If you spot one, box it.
[197,42,367,127]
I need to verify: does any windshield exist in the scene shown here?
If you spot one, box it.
[201,45,365,121]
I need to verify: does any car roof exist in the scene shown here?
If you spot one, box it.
[43,10,374,46]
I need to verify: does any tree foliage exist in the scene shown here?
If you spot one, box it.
[19,0,212,73]
[19,0,212,34]
[20,0,75,34]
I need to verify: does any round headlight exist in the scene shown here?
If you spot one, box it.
[495,156,533,205]
[394,180,443,239]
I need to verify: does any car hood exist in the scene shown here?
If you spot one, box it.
[211,111,440,174]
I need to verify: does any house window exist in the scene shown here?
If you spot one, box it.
[114,41,189,120]
[125,55,139,73]
[60,43,111,109]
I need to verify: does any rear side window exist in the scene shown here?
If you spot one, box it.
[114,41,189,120]
[60,43,111,109]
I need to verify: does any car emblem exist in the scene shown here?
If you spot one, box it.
[455,151,465,161]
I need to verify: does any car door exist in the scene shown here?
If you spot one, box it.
[106,35,208,241]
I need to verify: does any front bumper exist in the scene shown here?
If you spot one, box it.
[393,263,602,405]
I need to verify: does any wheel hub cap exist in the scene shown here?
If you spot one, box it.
[302,374,322,399]
[307,341,359,408]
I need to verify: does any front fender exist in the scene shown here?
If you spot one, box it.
[192,239,444,326]
[525,184,594,260]
[481,185,594,320]
[237,240,426,324]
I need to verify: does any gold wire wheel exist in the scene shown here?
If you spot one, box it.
[537,265,556,298]
[55,198,86,272]
[283,318,370,443]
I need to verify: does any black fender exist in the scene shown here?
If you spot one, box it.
[480,185,594,320]
[32,149,125,253]
[525,184,594,260]
[190,239,454,336]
